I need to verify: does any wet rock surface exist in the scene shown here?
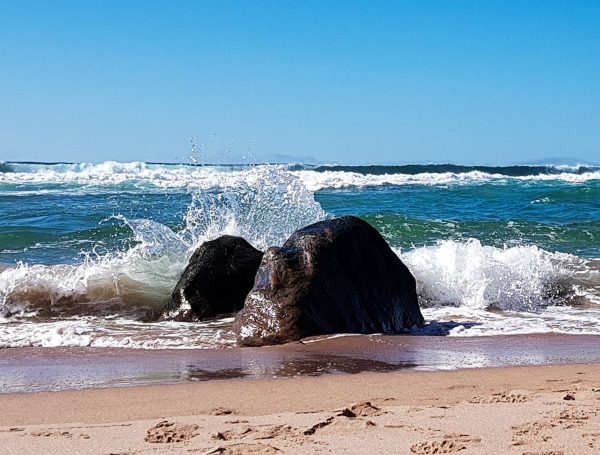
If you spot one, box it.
[234,216,424,346]
[166,236,263,321]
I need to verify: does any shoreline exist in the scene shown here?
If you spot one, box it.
[2,362,600,453]
[2,361,600,425]
[2,333,600,394]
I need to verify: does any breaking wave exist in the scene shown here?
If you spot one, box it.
[2,236,599,347]
[400,239,599,311]
[1,161,600,348]
[0,168,326,322]
[400,240,600,338]
[1,161,599,193]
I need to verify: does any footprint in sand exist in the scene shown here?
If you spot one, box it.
[30,430,73,438]
[512,420,555,438]
[213,424,296,442]
[469,390,530,404]
[549,406,598,431]
[338,401,384,418]
[410,433,481,454]
[204,443,280,454]
[583,431,600,449]
[29,430,90,439]
[512,406,599,445]
[210,401,382,445]
[145,420,199,443]
[301,402,384,437]
[205,407,236,416]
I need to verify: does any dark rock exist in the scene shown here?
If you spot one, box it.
[233,216,424,346]
[165,236,263,321]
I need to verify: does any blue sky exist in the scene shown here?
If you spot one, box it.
[1,1,599,165]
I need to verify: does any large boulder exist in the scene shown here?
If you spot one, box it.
[165,236,263,321]
[233,216,424,346]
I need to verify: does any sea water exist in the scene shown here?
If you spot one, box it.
[1,161,599,348]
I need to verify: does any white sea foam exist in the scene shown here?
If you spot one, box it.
[1,161,599,193]
[0,168,326,320]
[2,237,599,347]
[294,170,600,191]
[0,162,287,191]
[0,317,236,349]
[397,239,588,311]
[393,240,600,337]
[414,305,600,337]
[294,170,502,191]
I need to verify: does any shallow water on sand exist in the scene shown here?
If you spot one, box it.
[2,334,600,393]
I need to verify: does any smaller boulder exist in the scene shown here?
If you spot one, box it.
[165,236,263,321]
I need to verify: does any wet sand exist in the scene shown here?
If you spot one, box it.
[2,333,600,393]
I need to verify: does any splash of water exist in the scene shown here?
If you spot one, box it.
[399,239,585,311]
[180,167,327,250]
[0,168,327,320]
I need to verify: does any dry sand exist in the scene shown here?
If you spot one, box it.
[2,363,600,454]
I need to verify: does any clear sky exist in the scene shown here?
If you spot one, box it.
[1,1,599,165]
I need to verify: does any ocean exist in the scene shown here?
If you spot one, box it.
[1,161,599,350]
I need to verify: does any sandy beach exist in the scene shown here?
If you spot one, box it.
[2,362,599,454]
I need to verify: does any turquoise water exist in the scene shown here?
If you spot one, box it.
[320,182,600,258]
[1,161,599,348]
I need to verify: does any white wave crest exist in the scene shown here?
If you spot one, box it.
[0,318,236,349]
[0,168,326,319]
[2,161,599,192]
[294,170,500,191]
[0,161,291,191]
[294,170,600,191]
[398,239,588,311]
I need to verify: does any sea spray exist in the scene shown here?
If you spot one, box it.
[178,167,327,250]
[0,168,326,320]
[400,239,581,311]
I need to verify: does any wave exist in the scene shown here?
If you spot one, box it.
[1,161,600,192]
[2,161,600,347]
[0,318,237,349]
[312,163,600,176]
[404,240,600,338]
[0,168,326,320]
[1,239,599,347]
[3,236,598,321]
[399,239,599,311]
[294,169,600,191]
[3,161,599,175]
